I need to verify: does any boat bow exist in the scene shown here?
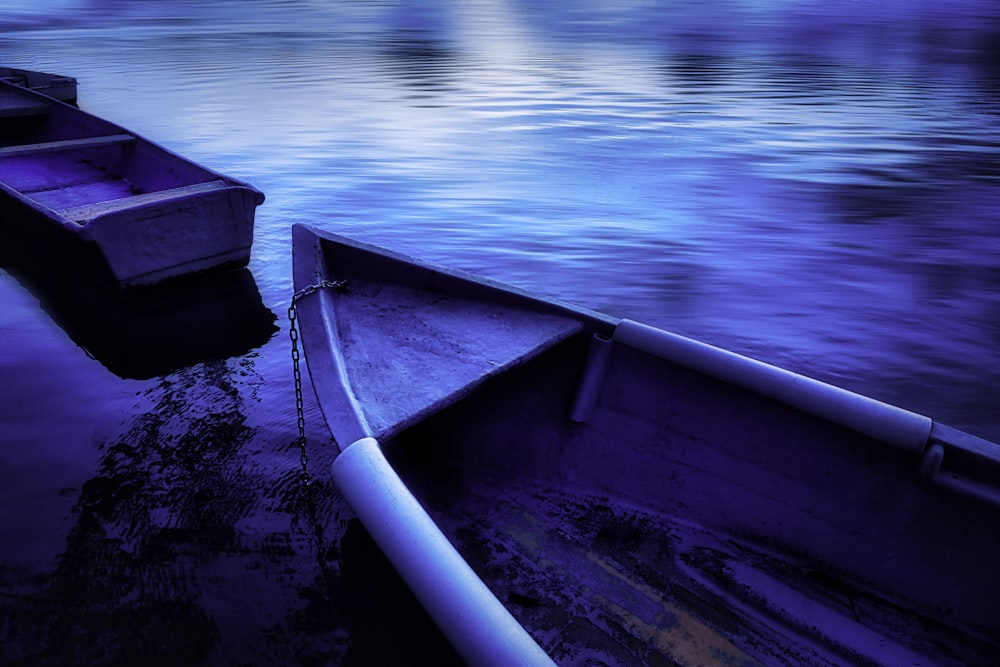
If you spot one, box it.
[292,224,609,445]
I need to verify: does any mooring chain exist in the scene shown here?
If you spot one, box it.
[287,279,348,484]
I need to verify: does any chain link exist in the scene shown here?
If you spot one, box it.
[287,279,348,484]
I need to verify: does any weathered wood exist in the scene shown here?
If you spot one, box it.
[0,88,49,118]
[59,179,228,224]
[0,133,135,158]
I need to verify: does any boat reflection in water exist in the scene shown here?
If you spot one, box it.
[0,236,277,380]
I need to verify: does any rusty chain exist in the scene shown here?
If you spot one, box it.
[287,279,348,484]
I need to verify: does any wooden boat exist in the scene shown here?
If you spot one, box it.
[0,67,78,104]
[291,224,1000,666]
[0,79,264,289]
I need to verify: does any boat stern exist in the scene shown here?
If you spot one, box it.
[75,183,262,288]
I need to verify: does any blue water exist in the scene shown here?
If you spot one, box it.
[1,1,999,664]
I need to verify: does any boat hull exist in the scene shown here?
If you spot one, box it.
[292,224,1000,666]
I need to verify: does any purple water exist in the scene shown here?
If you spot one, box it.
[1,1,998,664]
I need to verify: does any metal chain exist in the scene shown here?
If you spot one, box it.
[287,279,348,484]
[284,279,350,581]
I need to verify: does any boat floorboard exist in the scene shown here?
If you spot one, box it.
[29,179,137,211]
[332,278,583,439]
[396,461,998,667]
[0,153,137,209]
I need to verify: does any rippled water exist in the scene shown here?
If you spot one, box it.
[1,1,999,664]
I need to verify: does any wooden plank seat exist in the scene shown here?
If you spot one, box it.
[58,179,228,225]
[0,133,136,158]
[0,90,50,118]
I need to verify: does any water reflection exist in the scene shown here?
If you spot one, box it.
[0,237,278,379]
[2,357,353,664]
[4,360,259,663]
[0,350,471,664]
[378,11,458,100]
[664,53,735,91]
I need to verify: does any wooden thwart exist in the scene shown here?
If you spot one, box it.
[59,179,229,224]
[0,134,136,158]
[0,92,49,118]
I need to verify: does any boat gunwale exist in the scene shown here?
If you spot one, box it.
[293,224,1000,464]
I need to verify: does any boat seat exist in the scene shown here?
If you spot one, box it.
[0,90,50,118]
[58,179,229,225]
[0,133,136,158]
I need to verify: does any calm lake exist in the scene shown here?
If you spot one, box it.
[1,1,999,665]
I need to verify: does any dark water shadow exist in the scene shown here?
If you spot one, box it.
[375,4,461,101]
[331,520,465,666]
[0,359,266,665]
[0,234,278,380]
[0,354,466,665]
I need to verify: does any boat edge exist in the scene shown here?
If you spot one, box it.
[294,223,1000,507]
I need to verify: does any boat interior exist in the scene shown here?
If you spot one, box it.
[298,228,1000,666]
[380,329,1000,666]
[0,82,224,225]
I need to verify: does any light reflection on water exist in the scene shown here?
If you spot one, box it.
[1,1,999,663]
